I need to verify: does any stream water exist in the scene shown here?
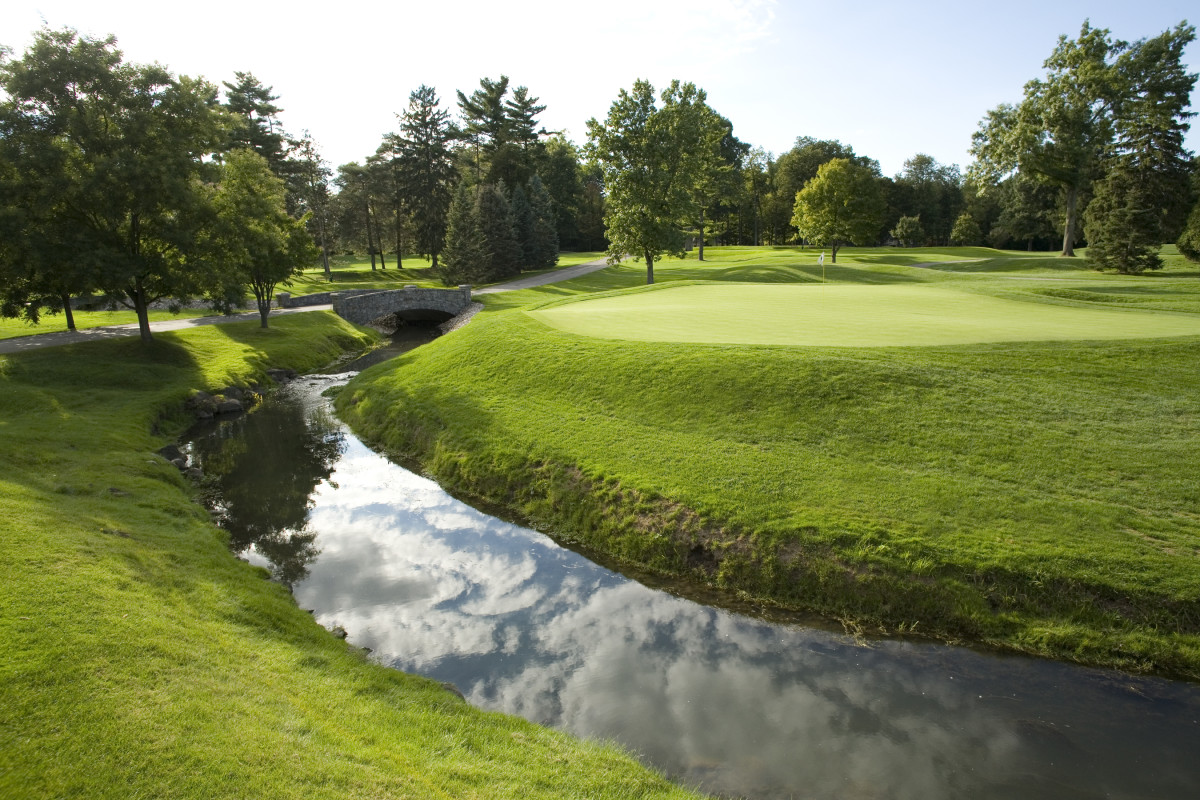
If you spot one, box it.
[183,339,1200,799]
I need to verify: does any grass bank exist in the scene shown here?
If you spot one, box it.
[0,312,699,799]
[336,247,1200,679]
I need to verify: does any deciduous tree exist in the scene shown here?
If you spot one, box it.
[586,79,718,283]
[204,149,316,327]
[0,27,227,342]
[791,158,886,262]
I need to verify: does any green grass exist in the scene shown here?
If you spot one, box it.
[0,307,215,341]
[338,245,1200,678]
[0,312,700,800]
[528,282,1200,346]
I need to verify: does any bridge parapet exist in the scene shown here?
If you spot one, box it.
[332,285,473,326]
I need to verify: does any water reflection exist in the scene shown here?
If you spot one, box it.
[189,377,1200,800]
[186,393,345,584]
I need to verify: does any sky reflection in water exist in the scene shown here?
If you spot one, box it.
[201,377,1200,800]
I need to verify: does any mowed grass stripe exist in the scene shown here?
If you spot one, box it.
[527,284,1200,347]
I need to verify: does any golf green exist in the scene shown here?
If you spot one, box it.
[527,284,1200,346]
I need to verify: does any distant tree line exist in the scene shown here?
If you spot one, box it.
[3,18,1199,342]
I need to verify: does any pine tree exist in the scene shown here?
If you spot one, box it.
[527,175,560,269]
[439,184,486,285]
[510,184,536,268]
[476,182,521,280]
[1085,167,1165,273]
[1179,196,1200,262]
[392,85,456,268]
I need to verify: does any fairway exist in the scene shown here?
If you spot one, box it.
[527,283,1200,346]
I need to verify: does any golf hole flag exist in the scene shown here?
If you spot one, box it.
[818,252,825,266]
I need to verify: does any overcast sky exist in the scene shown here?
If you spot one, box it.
[5,0,1198,177]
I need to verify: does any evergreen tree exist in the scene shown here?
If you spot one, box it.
[527,175,560,270]
[1086,23,1196,272]
[223,72,289,174]
[1179,194,1200,262]
[391,85,456,268]
[476,182,521,279]
[1084,167,1165,273]
[439,184,486,284]
[510,184,536,268]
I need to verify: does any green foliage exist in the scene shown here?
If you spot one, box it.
[476,183,521,279]
[891,215,925,247]
[949,212,982,246]
[439,183,488,284]
[1179,198,1200,262]
[221,71,288,175]
[456,76,548,189]
[586,80,723,283]
[527,175,560,270]
[511,184,536,267]
[389,85,456,267]
[970,20,1196,258]
[204,149,318,325]
[791,158,887,261]
[891,154,963,245]
[1084,166,1164,273]
[0,28,229,341]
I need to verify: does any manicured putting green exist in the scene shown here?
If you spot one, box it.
[527,284,1200,346]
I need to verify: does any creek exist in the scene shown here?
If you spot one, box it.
[183,333,1200,800]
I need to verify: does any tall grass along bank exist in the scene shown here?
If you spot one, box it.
[0,312,699,800]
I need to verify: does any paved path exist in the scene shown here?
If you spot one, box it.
[0,305,332,354]
[474,258,611,294]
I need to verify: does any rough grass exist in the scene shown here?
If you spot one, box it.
[338,246,1200,679]
[0,312,700,800]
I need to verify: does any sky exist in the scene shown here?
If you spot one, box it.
[4,0,1198,178]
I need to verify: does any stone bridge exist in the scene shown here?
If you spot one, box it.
[330,285,473,327]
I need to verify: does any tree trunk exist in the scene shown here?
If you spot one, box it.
[831,241,840,264]
[394,208,404,268]
[1061,185,1079,257]
[60,291,76,331]
[697,207,705,261]
[318,214,331,280]
[132,279,152,343]
[365,199,376,270]
[1027,238,1034,251]
[645,249,655,285]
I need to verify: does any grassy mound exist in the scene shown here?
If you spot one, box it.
[337,251,1200,678]
[0,312,698,800]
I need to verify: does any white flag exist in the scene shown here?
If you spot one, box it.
[818,252,825,266]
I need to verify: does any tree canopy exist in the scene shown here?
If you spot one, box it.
[586,79,725,283]
[791,158,887,262]
[969,20,1196,259]
[0,27,228,342]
